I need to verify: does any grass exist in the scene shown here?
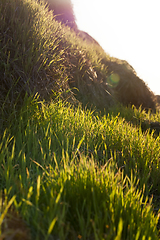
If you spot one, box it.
[0,97,160,239]
[0,0,160,239]
[0,0,156,116]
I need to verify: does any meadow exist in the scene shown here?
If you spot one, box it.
[0,0,160,239]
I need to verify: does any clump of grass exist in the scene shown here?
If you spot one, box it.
[0,0,71,112]
[26,158,158,239]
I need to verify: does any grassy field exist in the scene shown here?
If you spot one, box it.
[0,0,160,239]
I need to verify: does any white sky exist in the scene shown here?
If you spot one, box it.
[72,0,160,95]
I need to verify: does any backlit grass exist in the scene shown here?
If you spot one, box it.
[0,0,160,239]
[0,97,160,239]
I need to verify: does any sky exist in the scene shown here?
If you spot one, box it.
[72,0,160,95]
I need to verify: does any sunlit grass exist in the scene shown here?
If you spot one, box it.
[0,97,160,239]
[0,0,160,239]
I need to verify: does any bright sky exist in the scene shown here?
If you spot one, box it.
[72,0,160,95]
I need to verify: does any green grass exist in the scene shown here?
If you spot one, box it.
[0,0,160,239]
[0,0,156,117]
[0,97,160,239]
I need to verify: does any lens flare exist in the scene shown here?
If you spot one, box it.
[107,73,120,87]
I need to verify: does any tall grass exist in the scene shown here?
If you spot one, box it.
[0,96,160,239]
[0,0,160,239]
[0,0,72,114]
[0,0,156,118]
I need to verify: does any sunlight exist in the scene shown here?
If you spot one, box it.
[72,0,160,95]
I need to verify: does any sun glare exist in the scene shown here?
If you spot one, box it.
[73,0,160,95]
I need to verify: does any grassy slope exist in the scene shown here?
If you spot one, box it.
[1,98,160,239]
[0,0,156,116]
[0,0,160,239]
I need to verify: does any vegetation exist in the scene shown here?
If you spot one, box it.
[0,0,160,239]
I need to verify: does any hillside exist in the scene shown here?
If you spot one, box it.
[0,0,160,239]
[0,0,157,117]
